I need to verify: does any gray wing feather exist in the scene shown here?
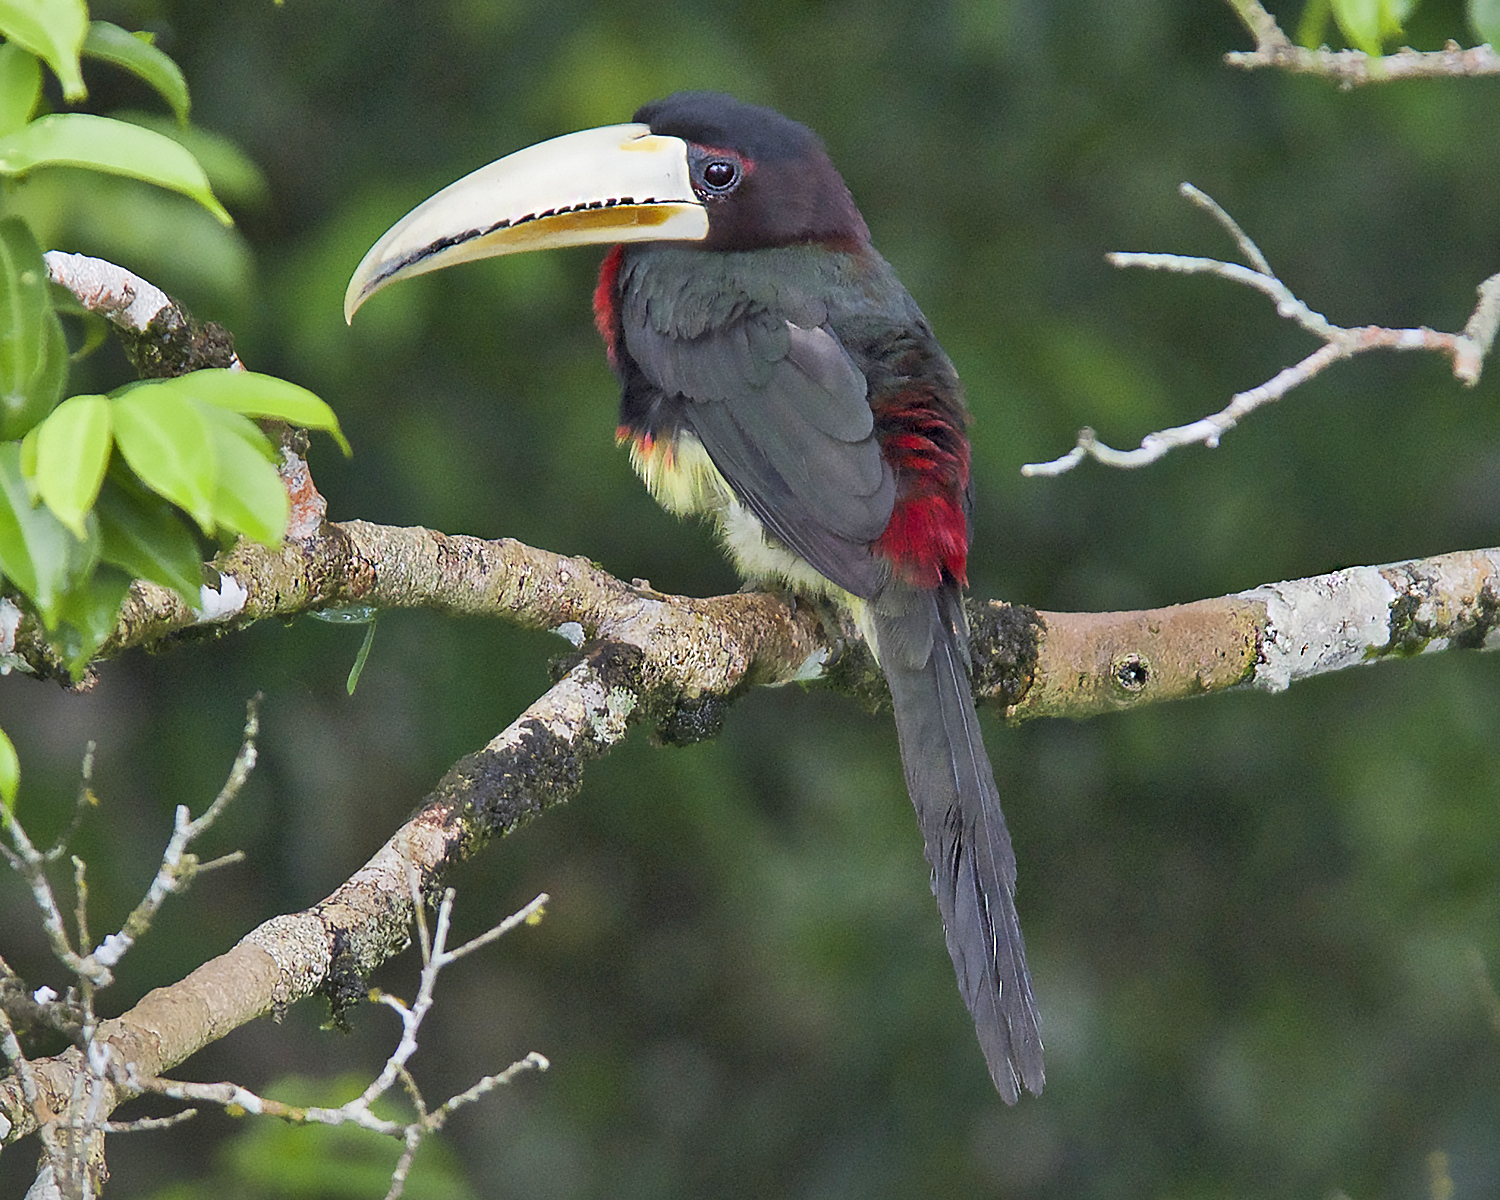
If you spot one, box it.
[624,311,895,596]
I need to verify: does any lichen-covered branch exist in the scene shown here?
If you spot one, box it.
[3,519,831,695]
[1223,0,1500,84]
[0,643,645,1154]
[44,251,243,376]
[6,520,1498,726]
[985,547,1500,719]
[4,537,1495,1167]
[3,534,1496,1164]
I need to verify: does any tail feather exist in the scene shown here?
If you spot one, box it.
[873,583,1044,1101]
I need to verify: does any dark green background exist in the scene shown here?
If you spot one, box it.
[3,0,1500,1196]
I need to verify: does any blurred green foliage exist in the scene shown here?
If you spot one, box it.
[3,0,1500,1197]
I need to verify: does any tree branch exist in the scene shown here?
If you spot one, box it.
[1223,0,1500,84]
[992,547,1500,719]
[3,533,1495,1159]
[0,639,650,1153]
[44,252,243,376]
[4,518,1498,723]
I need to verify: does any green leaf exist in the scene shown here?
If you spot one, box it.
[17,419,35,476]
[1330,0,1384,52]
[0,216,49,397]
[1378,0,1411,38]
[1296,0,1331,47]
[54,562,129,676]
[0,439,96,625]
[0,0,87,102]
[0,724,16,816]
[198,403,288,545]
[0,113,231,224]
[0,215,66,438]
[111,383,218,532]
[1471,0,1500,44]
[95,476,202,601]
[159,369,350,454]
[82,22,189,124]
[113,111,269,207]
[48,280,111,360]
[29,303,67,419]
[33,393,111,537]
[346,617,377,696]
[0,40,41,137]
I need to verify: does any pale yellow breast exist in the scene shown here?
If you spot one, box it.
[625,429,873,651]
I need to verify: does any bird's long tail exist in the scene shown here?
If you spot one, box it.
[871,582,1044,1102]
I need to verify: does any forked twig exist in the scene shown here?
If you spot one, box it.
[1024,183,1500,476]
[136,886,549,1200]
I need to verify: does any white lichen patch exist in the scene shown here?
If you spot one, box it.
[789,646,831,682]
[1240,566,1398,692]
[197,575,250,623]
[589,686,637,742]
[0,597,25,674]
[553,621,585,647]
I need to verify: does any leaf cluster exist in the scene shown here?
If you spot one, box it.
[1302,0,1500,54]
[0,0,345,807]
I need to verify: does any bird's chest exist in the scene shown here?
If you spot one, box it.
[617,245,838,341]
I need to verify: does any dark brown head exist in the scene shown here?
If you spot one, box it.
[635,92,870,252]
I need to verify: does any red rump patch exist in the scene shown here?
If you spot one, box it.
[873,394,971,588]
[593,245,625,366]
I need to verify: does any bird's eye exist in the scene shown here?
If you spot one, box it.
[701,159,739,191]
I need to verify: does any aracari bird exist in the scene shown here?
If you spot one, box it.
[346,91,1044,1101]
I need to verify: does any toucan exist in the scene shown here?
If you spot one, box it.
[345,91,1044,1101]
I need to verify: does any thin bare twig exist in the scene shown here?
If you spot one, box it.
[103,1109,199,1134]
[89,702,260,973]
[136,887,550,1200]
[1,803,97,987]
[1023,182,1500,475]
[42,747,97,865]
[0,705,260,1194]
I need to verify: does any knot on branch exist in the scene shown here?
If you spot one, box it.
[969,601,1044,708]
[119,309,239,379]
[654,692,732,746]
